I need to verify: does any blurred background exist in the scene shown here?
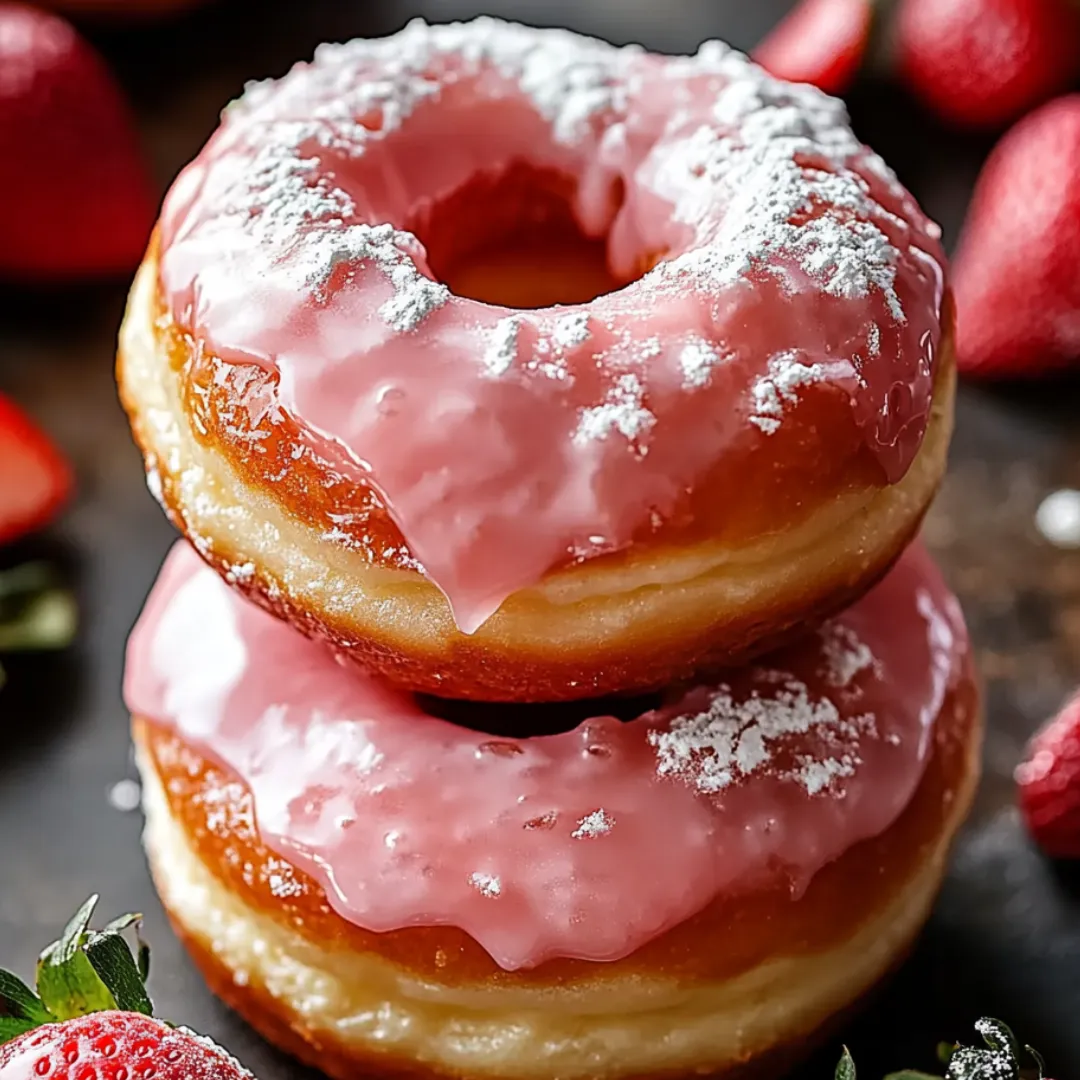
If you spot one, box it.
[1,0,1080,1076]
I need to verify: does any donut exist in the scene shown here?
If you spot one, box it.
[126,540,981,1080]
[117,18,953,702]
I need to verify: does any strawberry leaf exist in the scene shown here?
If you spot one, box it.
[1025,1044,1046,1079]
[0,1017,37,1043]
[36,897,118,1021]
[0,970,50,1024]
[47,896,97,966]
[835,1047,857,1080]
[84,931,152,1016]
[34,948,117,1021]
[945,1046,1017,1080]
[100,914,141,936]
[836,1020,1045,1080]
[137,934,150,984]
[0,587,77,652]
[974,1018,1019,1063]
[99,913,151,983]
[0,563,76,653]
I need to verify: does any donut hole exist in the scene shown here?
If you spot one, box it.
[417,689,663,738]
[412,163,631,309]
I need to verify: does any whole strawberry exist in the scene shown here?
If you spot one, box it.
[952,95,1080,377]
[0,898,253,1080]
[0,3,155,278]
[753,0,875,96]
[1017,689,1080,858]
[0,394,71,546]
[896,0,1080,129]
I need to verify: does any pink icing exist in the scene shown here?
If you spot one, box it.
[126,541,968,971]
[157,18,946,633]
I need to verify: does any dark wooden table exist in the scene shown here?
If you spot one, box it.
[2,1,1079,1076]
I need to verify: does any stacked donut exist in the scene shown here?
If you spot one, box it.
[118,19,981,1080]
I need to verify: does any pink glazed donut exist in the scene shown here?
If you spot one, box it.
[127,540,981,1080]
[117,18,954,701]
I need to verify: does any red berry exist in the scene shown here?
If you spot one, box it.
[0,3,156,278]
[0,394,71,545]
[896,0,1080,129]
[0,1014,250,1080]
[1018,690,1080,858]
[952,95,1080,377]
[754,0,874,96]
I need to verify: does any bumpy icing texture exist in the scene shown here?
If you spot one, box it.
[126,542,968,971]
[158,18,946,631]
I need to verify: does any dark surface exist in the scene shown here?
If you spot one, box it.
[1,0,1079,1076]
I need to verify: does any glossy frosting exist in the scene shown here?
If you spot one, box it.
[157,19,946,633]
[126,541,968,971]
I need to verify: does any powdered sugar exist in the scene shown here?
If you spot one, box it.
[648,674,869,796]
[572,808,614,838]
[219,18,910,346]
[266,856,305,898]
[203,133,449,330]
[469,871,502,898]
[574,372,655,449]
[244,17,632,151]
[799,756,857,796]
[749,352,831,434]
[679,337,728,388]
[552,311,592,351]
[820,623,876,688]
[654,47,908,324]
[867,322,881,357]
[483,315,524,377]
[173,1028,256,1079]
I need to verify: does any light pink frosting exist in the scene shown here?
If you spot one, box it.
[158,19,946,632]
[126,541,968,971]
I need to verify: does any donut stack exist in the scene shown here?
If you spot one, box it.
[118,19,981,1080]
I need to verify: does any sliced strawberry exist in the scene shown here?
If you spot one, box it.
[896,0,1080,129]
[753,0,875,96]
[0,3,156,278]
[952,95,1080,377]
[1018,689,1080,859]
[0,394,72,544]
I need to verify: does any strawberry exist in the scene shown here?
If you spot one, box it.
[895,0,1080,129]
[753,0,875,96]
[1017,688,1080,858]
[951,95,1080,377]
[837,1017,1050,1078]
[0,394,71,545]
[0,3,155,278]
[0,898,253,1080]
